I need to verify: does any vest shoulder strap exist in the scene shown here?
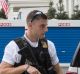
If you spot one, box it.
[14,37,25,50]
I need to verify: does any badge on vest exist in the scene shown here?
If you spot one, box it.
[41,41,48,48]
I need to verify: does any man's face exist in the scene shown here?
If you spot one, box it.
[31,18,48,39]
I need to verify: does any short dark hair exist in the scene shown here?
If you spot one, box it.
[26,10,47,24]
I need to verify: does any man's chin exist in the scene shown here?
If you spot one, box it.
[39,36,45,39]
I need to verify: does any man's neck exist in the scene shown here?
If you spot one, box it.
[26,31,38,42]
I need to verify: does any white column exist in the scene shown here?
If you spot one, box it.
[8,6,14,19]
[78,0,80,10]
[66,0,69,14]
[68,0,74,18]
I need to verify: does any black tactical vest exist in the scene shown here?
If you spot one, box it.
[14,37,56,74]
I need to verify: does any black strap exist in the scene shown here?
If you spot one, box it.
[14,37,25,50]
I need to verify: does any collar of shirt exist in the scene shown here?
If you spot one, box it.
[24,34,38,48]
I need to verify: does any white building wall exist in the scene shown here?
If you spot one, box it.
[8,0,80,19]
[18,7,49,20]
[8,0,50,20]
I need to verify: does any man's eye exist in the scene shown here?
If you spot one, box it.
[41,25,45,28]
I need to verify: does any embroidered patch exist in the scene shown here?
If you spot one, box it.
[14,53,21,63]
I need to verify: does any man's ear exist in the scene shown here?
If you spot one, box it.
[28,22,33,28]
